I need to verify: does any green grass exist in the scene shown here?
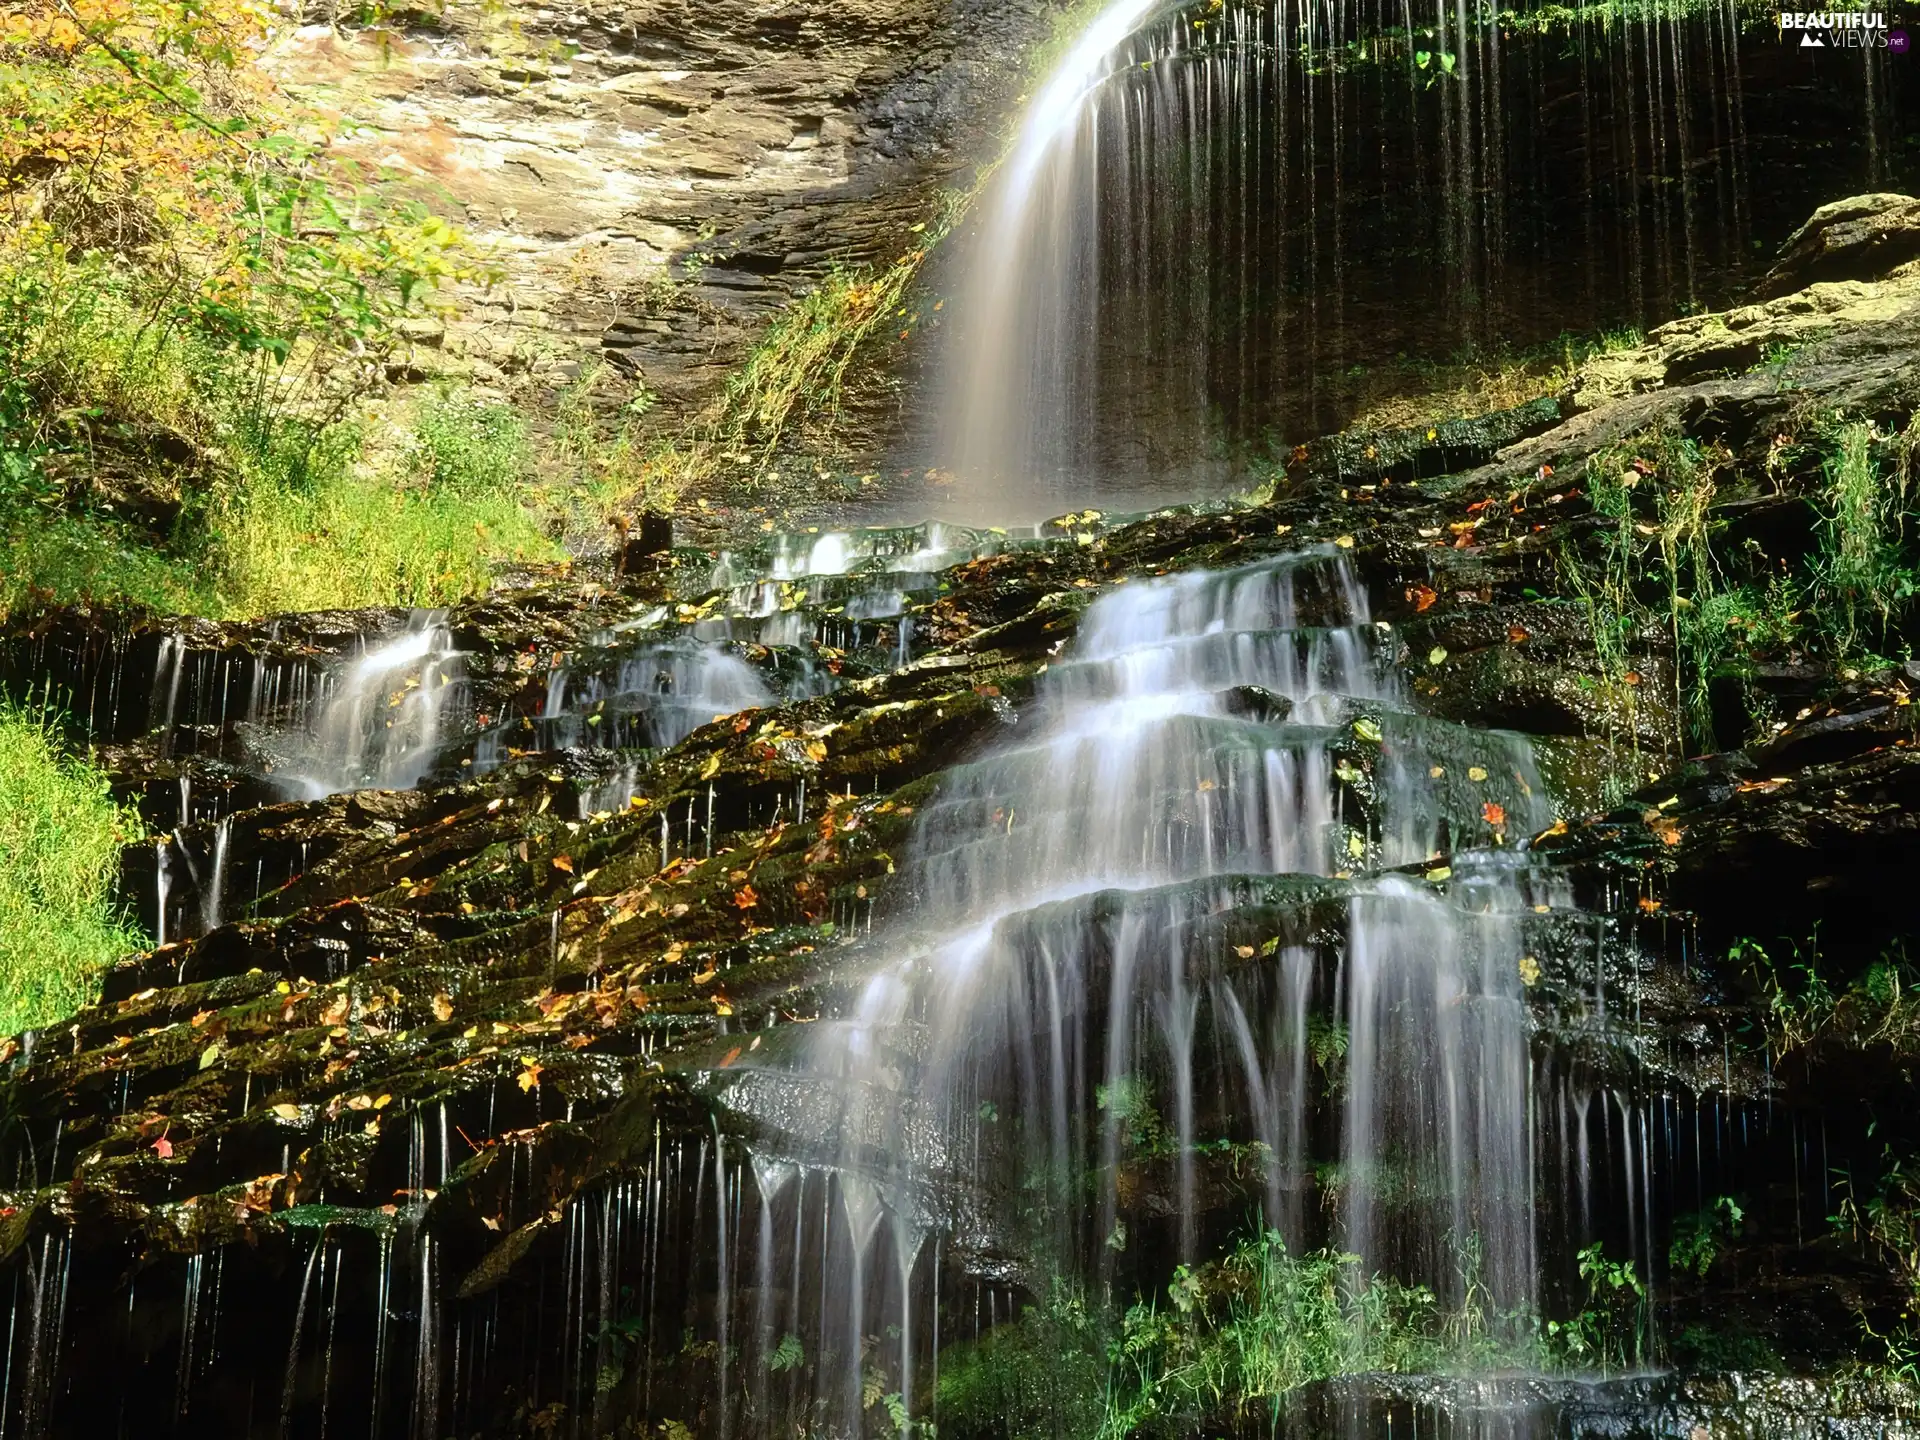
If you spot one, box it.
[202,396,560,617]
[0,701,144,1034]
[0,193,560,624]
[935,1228,1652,1440]
[0,240,563,622]
[1341,327,1643,434]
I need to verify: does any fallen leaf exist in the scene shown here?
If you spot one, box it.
[1518,956,1541,987]
[1482,802,1506,827]
[1407,585,1437,612]
[271,1103,303,1121]
[1467,766,1488,782]
[517,1060,544,1092]
[152,1135,174,1159]
[1637,896,1662,914]
[551,856,574,875]
[733,885,759,909]
[1428,646,1448,666]
[1234,945,1255,959]
[432,993,454,1022]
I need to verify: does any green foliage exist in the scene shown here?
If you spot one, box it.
[1096,1074,1169,1154]
[1341,326,1641,433]
[1835,1146,1920,1303]
[1738,934,1920,1063]
[204,408,558,617]
[0,700,143,1034]
[1306,1015,1350,1081]
[766,1334,805,1373]
[1098,1233,1503,1436]
[1813,420,1916,656]
[410,392,533,496]
[1669,1319,1780,1371]
[1560,413,1920,758]
[720,254,927,456]
[1544,1243,1648,1374]
[1668,1195,1745,1279]
[0,0,561,623]
[935,1281,1108,1440]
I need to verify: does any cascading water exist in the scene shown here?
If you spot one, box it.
[943,0,1911,514]
[275,612,461,800]
[711,548,1567,1433]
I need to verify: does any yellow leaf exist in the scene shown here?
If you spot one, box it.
[271,1103,303,1121]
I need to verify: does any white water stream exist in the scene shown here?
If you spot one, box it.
[717,549,1565,1432]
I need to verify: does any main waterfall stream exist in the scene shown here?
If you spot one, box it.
[693,545,1566,1437]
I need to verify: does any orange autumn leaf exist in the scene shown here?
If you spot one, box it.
[733,885,759,909]
[551,856,574,874]
[1407,584,1437,612]
[1482,802,1506,827]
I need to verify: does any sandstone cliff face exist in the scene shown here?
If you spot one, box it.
[265,0,1047,429]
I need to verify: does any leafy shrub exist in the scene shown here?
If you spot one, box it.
[935,1281,1108,1440]
[410,393,533,495]
[0,701,142,1034]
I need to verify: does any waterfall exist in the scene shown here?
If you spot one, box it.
[717,548,1567,1425]
[941,0,1798,515]
[277,612,460,800]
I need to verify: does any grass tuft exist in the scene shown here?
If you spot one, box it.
[0,700,143,1035]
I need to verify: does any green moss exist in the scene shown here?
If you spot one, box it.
[0,701,144,1034]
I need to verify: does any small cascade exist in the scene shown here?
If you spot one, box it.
[476,642,781,773]
[275,613,460,800]
[198,815,232,935]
